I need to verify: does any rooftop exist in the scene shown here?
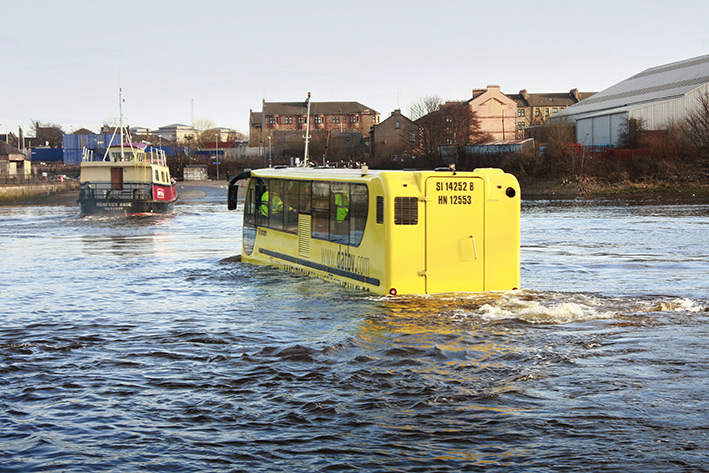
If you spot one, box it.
[560,54,709,116]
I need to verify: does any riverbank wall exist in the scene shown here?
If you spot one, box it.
[0,182,80,203]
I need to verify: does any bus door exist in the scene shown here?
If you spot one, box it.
[425,176,484,293]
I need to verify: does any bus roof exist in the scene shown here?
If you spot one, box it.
[250,166,504,181]
[251,167,384,180]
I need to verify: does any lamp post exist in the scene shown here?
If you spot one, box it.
[215,133,220,180]
[268,136,272,168]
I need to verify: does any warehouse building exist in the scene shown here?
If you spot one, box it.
[554,54,709,146]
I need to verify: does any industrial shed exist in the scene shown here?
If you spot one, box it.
[554,54,709,146]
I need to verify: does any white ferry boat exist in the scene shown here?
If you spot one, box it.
[78,90,177,215]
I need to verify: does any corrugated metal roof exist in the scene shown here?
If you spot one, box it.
[559,54,709,116]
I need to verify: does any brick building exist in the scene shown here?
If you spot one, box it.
[508,88,596,137]
[465,85,519,141]
[249,99,379,147]
[370,109,419,162]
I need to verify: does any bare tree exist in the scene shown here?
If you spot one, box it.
[193,118,216,132]
[683,90,709,153]
[415,101,486,161]
[32,121,64,148]
[408,95,443,121]
[617,117,647,148]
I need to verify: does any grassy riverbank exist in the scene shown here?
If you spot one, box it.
[520,177,709,198]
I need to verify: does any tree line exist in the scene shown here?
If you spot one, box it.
[390,91,709,186]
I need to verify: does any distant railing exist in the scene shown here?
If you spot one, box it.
[78,182,153,201]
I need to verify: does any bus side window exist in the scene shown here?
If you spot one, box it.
[376,196,384,224]
[269,179,284,231]
[350,184,368,246]
[244,179,255,226]
[330,182,350,245]
[311,181,329,240]
[283,180,299,234]
[255,178,268,227]
[299,181,311,214]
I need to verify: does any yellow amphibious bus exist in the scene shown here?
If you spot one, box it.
[227,166,520,295]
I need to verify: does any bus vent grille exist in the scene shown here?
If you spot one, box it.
[394,197,418,225]
[298,214,311,257]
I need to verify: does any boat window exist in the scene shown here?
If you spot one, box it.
[350,184,368,246]
[268,179,285,231]
[283,180,299,234]
[330,182,350,245]
[311,181,330,240]
[161,171,166,182]
[394,197,418,225]
[155,170,160,181]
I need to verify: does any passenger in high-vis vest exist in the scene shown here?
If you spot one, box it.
[334,192,349,222]
[260,190,283,217]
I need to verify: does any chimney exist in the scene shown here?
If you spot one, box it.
[570,88,580,101]
[519,89,528,101]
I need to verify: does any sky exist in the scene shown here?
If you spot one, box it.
[2,0,708,138]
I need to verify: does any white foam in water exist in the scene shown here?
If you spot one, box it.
[649,298,703,313]
[473,292,616,324]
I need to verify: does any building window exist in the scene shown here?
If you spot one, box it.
[410,132,416,142]
[395,120,400,129]
[333,116,340,124]
[535,108,541,117]
[298,116,304,124]
[351,115,359,123]
[284,117,293,124]
[545,108,549,116]
[518,122,525,129]
[269,117,278,125]
[314,116,323,124]
[517,109,525,117]
[552,108,558,114]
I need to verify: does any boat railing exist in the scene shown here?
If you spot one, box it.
[145,148,167,166]
[82,147,95,162]
[78,181,153,201]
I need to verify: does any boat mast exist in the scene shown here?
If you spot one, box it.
[119,88,125,160]
[303,92,311,164]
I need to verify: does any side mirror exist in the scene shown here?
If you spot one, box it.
[226,170,251,210]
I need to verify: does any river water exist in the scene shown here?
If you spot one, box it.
[1,184,707,472]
